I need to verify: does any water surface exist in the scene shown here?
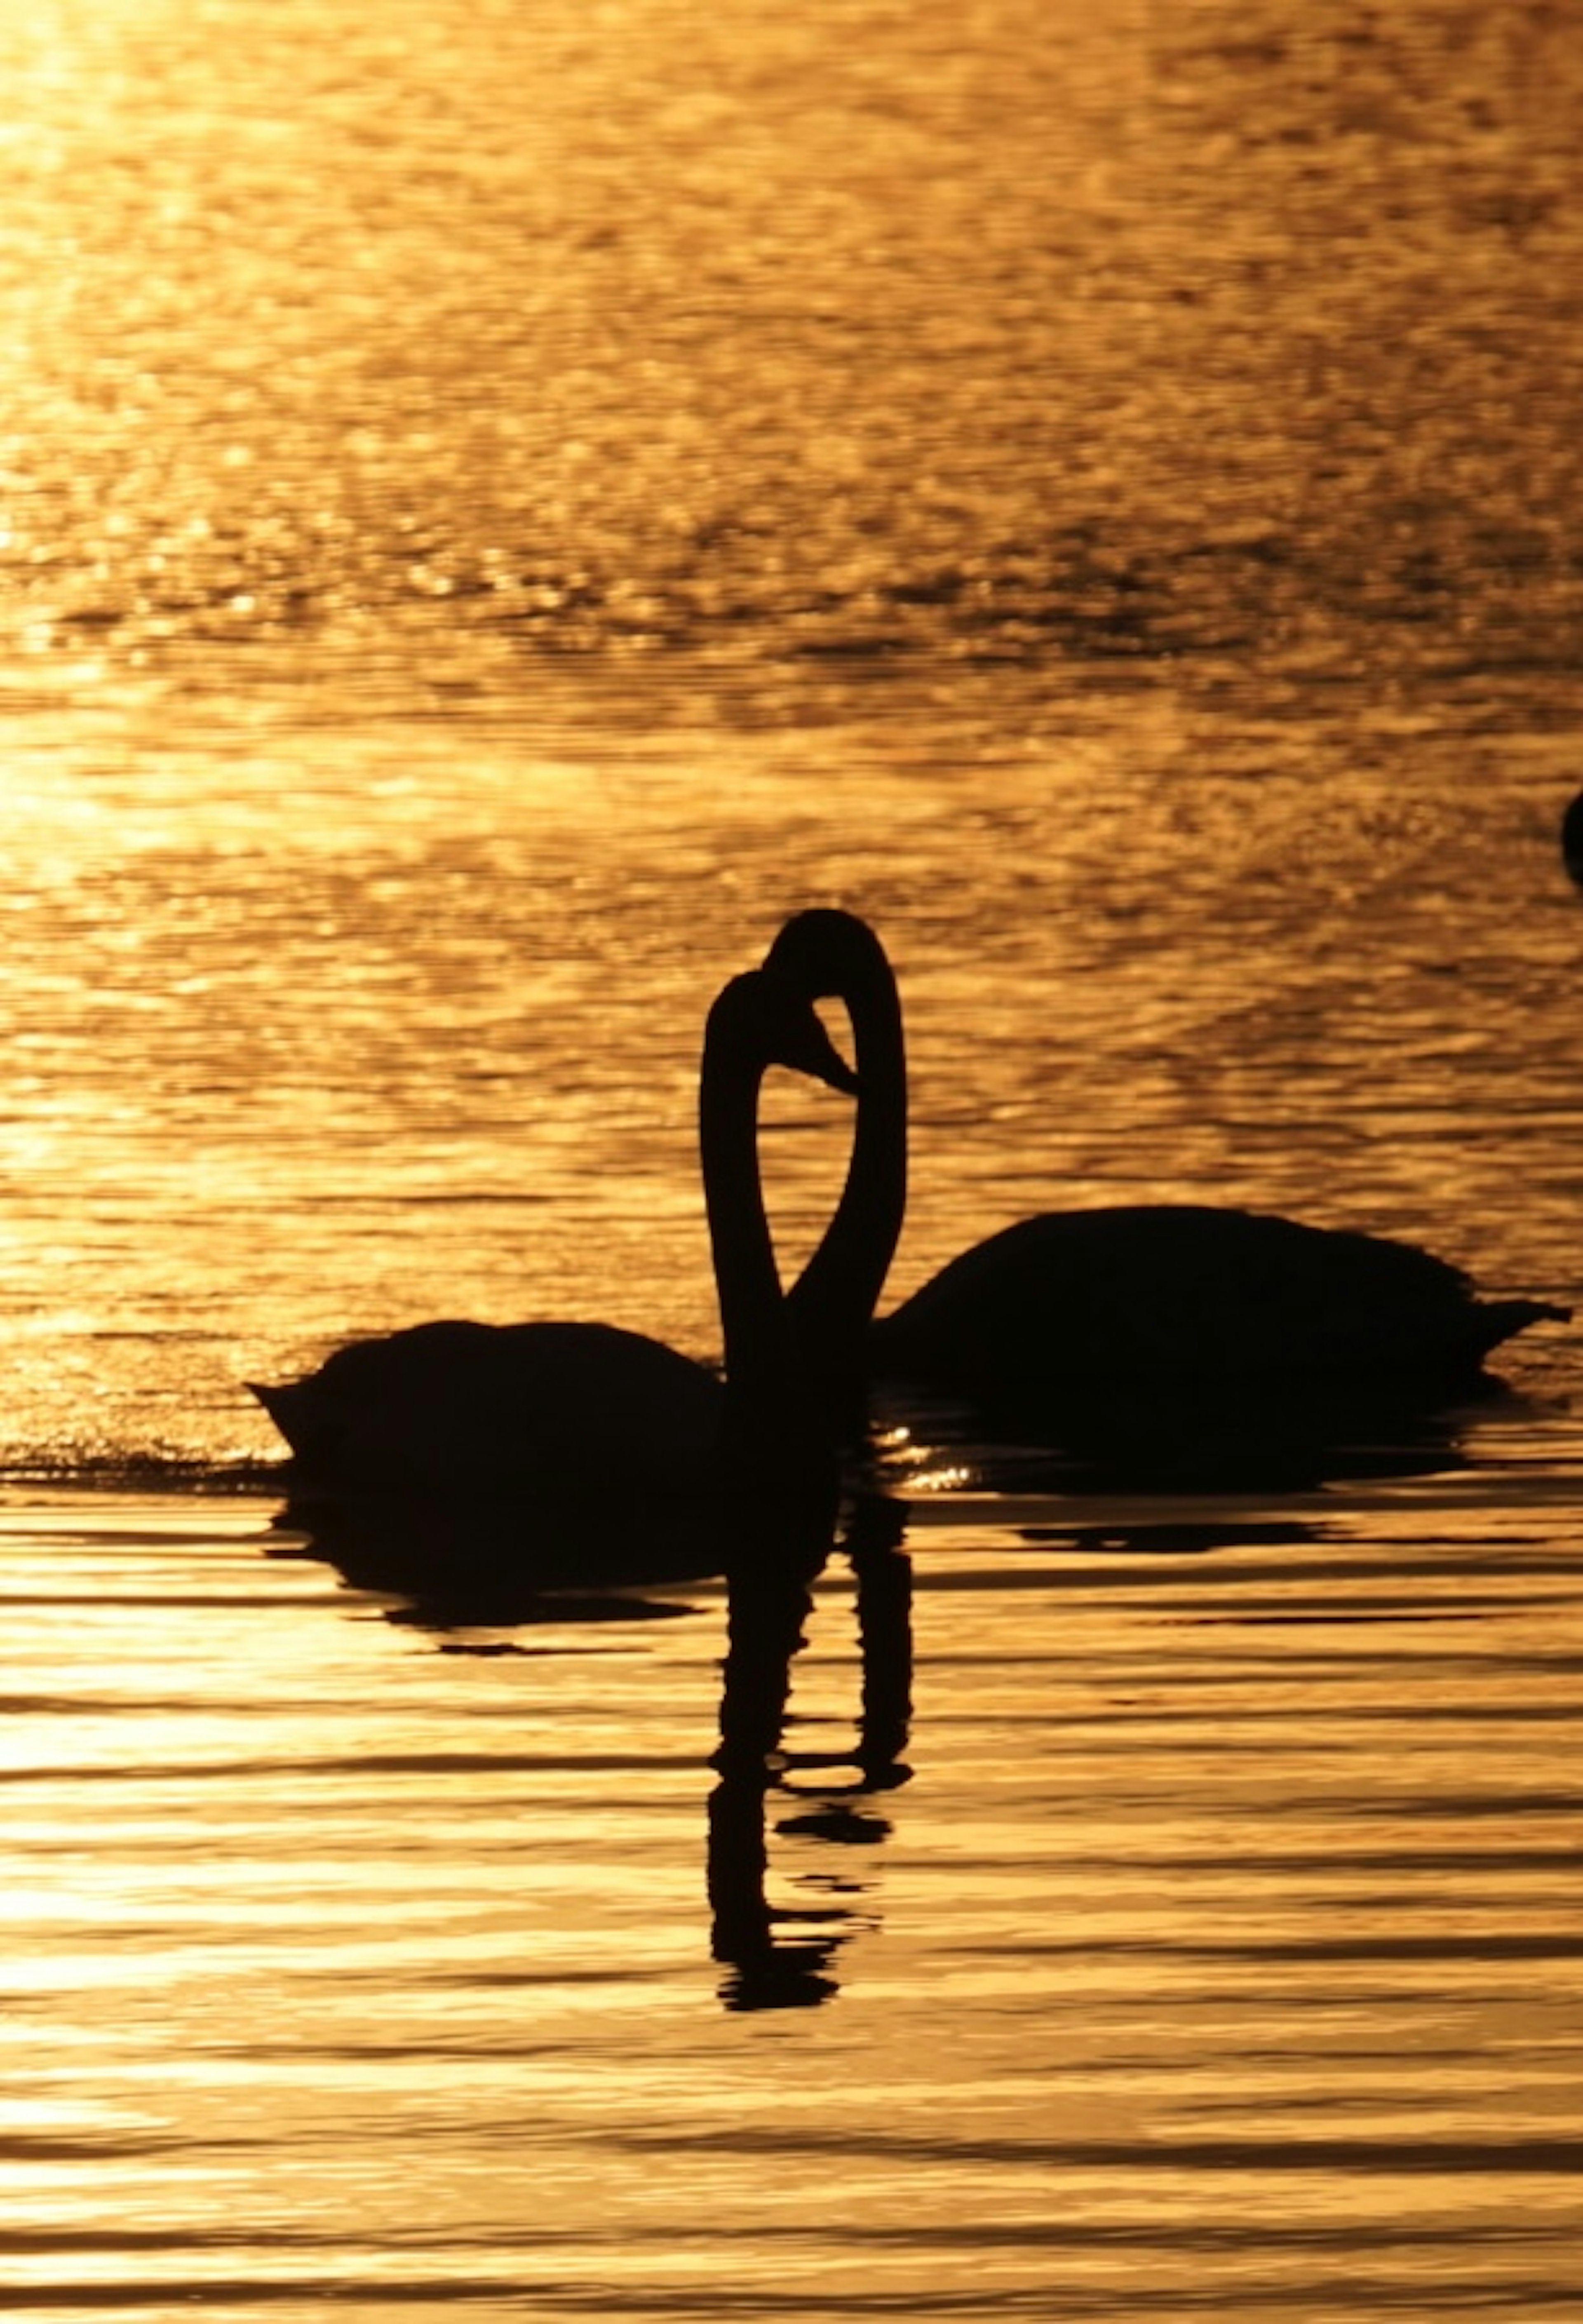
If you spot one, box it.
[2,2,1582,2317]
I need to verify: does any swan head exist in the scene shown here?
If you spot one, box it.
[761,908,888,1005]
[711,965,858,1096]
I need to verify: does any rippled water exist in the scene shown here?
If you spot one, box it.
[4,2,1583,2317]
[8,1472,1583,2319]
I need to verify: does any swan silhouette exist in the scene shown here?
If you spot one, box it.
[765,909,1567,1402]
[1564,791,1583,885]
[251,962,862,1497]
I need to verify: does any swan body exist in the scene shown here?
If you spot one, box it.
[761,910,1566,1400]
[253,1319,725,1494]
[870,1203,1565,1394]
[251,964,860,1496]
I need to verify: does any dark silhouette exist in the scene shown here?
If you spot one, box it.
[1019,1514,1322,1559]
[249,955,885,1514]
[871,1361,1505,1495]
[261,1477,835,1626]
[1564,791,1583,884]
[764,911,1567,1450]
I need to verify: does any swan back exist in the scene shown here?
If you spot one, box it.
[873,1204,1565,1390]
[254,1319,725,1494]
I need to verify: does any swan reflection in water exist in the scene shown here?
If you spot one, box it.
[269,1487,912,2013]
[708,1494,911,2012]
[263,1469,843,1626]
[874,1369,1498,1497]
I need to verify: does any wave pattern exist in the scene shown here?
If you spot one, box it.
[3,1457,1583,2319]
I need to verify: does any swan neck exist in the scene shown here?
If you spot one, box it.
[699,1004,788,1416]
[785,938,907,1368]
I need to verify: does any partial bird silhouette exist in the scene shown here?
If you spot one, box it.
[251,960,863,1501]
[1563,790,1583,885]
[763,910,1567,1418]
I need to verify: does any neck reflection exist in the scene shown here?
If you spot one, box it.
[708,1495,912,2012]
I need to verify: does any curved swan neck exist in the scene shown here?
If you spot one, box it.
[702,967,861,1480]
[700,977,788,1418]
[771,913,907,1370]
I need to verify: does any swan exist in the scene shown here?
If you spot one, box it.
[763,909,1567,1401]
[250,962,862,1496]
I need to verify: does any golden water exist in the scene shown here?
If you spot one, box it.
[3,2,1583,2317]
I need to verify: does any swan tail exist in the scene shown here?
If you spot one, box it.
[247,1377,329,1464]
[1471,1298,1571,1358]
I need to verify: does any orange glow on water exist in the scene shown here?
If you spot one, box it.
[2,1,1582,2309]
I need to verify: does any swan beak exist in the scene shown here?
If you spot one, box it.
[779,1008,860,1097]
[741,963,859,1095]
[808,1035,860,1097]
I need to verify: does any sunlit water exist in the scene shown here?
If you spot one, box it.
[3,2,1583,2318]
